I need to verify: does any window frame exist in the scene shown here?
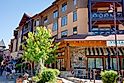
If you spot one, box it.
[61,2,67,13]
[44,16,48,24]
[61,30,68,38]
[61,16,67,27]
[52,21,58,32]
[73,26,77,35]
[53,10,59,19]
[73,11,77,22]
[73,0,77,6]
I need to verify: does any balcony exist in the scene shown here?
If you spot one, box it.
[91,0,122,2]
[92,12,124,21]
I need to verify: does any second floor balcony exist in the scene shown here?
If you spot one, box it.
[91,12,124,21]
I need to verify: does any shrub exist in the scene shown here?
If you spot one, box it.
[37,68,60,83]
[101,70,118,83]
[16,64,22,70]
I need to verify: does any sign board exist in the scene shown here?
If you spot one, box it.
[107,40,124,46]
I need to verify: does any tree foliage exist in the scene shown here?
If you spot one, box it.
[22,26,58,64]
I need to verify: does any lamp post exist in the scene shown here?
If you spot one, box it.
[109,2,119,73]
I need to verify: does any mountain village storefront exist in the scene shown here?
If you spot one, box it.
[57,35,124,78]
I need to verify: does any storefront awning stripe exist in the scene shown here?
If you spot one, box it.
[96,48,99,55]
[88,48,91,55]
[90,48,94,55]
[98,48,102,55]
[85,47,124,56]
[103,48,108,55]
[111,48,115,56]
[118,48,122,55]
[121,48,124,55]
[86,48,89,55]
[92,48,95,55]
[100,48,104,55]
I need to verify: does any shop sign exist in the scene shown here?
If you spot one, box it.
[107,40,124,46]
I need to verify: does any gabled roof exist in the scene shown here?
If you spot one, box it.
[0,39,6,48]
[19,13,31,26]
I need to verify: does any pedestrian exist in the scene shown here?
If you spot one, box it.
[16,75,23,83]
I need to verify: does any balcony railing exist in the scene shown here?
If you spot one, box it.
[92,12,124,21]
[91,0,122,2]
[91,30,124,36]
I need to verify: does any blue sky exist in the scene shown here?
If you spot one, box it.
[0,0,55,48]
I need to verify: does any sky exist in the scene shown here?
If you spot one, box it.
[0,0,55,48]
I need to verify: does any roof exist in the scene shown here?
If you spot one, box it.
[19,13,31,26]
[32,0,61,18]
[55,34,124,42]
[64,34,124,41]
[55,34,88,42]
[0,39,6,48]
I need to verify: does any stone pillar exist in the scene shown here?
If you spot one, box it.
[66,43,71,71]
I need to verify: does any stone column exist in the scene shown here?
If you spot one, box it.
[66,43,71,71]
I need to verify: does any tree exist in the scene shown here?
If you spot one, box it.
[22,26,58,73]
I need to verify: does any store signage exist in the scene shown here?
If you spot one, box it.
[107,40,124,46]
[92,12,113,19]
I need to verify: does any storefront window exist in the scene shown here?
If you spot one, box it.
[106,58,117,70]
[96,58,102,68]
[88,58,95,68]
[88,58,102,69]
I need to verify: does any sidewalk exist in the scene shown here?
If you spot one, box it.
[66,77,102,83]
[0,76,15,83]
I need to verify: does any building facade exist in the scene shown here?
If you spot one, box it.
[10,0,124,78]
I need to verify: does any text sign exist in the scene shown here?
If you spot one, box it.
[107,40,124,46]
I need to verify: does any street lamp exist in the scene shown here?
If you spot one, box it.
[109,2,119,73]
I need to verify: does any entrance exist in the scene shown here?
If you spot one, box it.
[88,58,102,79]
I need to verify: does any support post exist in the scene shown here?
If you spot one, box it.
[66,43,71,71]
[88,0,92,32]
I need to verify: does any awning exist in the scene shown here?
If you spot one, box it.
[85,47,124,56]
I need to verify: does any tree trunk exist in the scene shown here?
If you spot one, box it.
[39,59,45,73]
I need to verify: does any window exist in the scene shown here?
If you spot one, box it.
[73,11,77,22]
[73,27,77,35]
[61,2,67,13]
[73,0,77,6]
[61,30,68,38]
[34,19,39,26]
[24,23,28,29]
[52,22,58,32]
[61,16,67,27]
[53,10,58,19]
[44,16,48,24]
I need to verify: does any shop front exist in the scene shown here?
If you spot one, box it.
[57,35,124,78]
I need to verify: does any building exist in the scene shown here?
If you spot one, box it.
[10,0,124,78]
[0,39,6,56]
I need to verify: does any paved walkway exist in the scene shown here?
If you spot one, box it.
[0,75,16,83]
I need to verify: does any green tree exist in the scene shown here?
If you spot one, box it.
[22,26,58,72]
